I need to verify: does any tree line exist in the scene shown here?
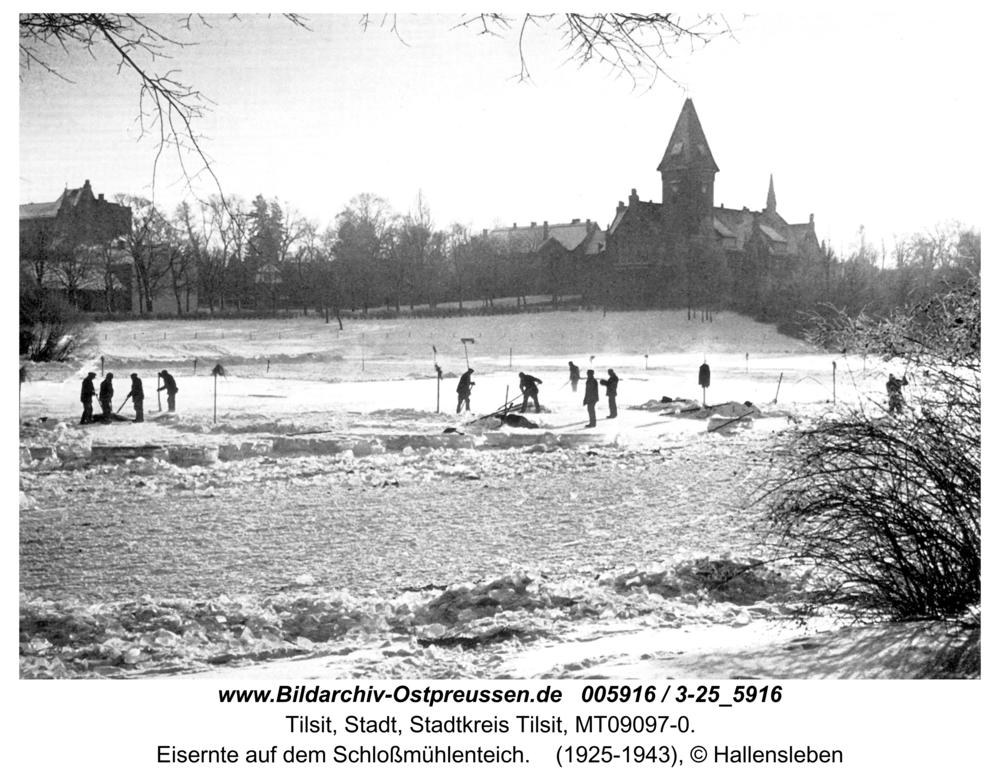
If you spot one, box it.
[22,181,980,344]
[65,191,576,323]
[727,222,981,337]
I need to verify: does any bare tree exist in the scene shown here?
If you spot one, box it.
[397,191,446,311]
[204,195,250,310]
[48,241,95,308]
[364,13,735,87]
[22,13,730,205]
[115,194,174,314]
[175,199,218,312]
[491,229,543,307]
[317,225,344,328]
[288,219,321,315]
[78,238,131,314]
[19,13,308,198]
[447,223,472,313]
[334,193,397,315]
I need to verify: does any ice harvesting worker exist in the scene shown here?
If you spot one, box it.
[583,369,599,428]
[519,371,542,413]
[98,373,115,422]
[158,370,178,412]
[80,372,97,425]
[124,373,145,423]
[600,369,620,419]
[886,373,908,415]
[457,368,475,413]
[568,361,580,392]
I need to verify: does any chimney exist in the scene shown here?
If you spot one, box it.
[616,200,626,215]
[809,213,815,225]
[483,229,488,237]
[543,221,549,239]
[98,193,105,201]
[531,221,537,227]
[586,219,591,230]
[571,218,580,224]
[629,188,639,207]
[513,223,517,228]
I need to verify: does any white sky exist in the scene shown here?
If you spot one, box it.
[18,12,988,255]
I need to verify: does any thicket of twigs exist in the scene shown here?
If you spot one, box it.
[19,282,92,362]
[763,279,980,620]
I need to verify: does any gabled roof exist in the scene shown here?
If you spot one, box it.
[20,197,64,220]
[785,222,819,255]
[657,98,719,174]
[20,181,92,221]
[712,207,757,250]
[489,220,601,254]
[712,218,735,238]
[582,227,606,255]
[609,200,661,236]
[759,224,786,244]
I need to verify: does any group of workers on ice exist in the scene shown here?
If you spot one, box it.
[79,370,178,425]
[456,363,910,428]
[75,358,912,428]
[457,362,620,428]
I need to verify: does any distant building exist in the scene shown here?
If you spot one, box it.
[486,218,605,303]
[19,180,133,312]
[603,98,821,307]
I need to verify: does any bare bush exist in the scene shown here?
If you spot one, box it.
[763,280,980,619]
[19,280,92,362]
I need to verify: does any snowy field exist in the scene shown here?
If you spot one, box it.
[22,308,878,432]
[21,310,975,680]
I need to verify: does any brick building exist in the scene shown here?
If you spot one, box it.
[19,180,133,312]
[602,98,821,307]
[487,219,605,304]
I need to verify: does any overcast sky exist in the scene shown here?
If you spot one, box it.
[18,12,986,255]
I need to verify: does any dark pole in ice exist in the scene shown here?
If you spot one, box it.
[433,346,440,414]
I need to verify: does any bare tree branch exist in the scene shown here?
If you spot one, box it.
[19,13,308,211]
[450,13,737,87]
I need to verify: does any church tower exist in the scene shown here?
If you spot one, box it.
[657,98,719,239]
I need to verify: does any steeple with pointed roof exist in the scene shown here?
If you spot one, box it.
[657,98,719,175]
[766,174,777,213]
[659,98,719,239]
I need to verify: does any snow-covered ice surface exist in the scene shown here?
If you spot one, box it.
[20,310,977,679]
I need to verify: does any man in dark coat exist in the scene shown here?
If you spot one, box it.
[158,370,178,412]
[98,373,114,422]
[886,373,908,415]
[79,372,97,424]
[583,369,599,428]
[600,368,620,418]
[456,368,475,413]
[519,371,542,413]
[125,373,145,423]
[568,361,580,392]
